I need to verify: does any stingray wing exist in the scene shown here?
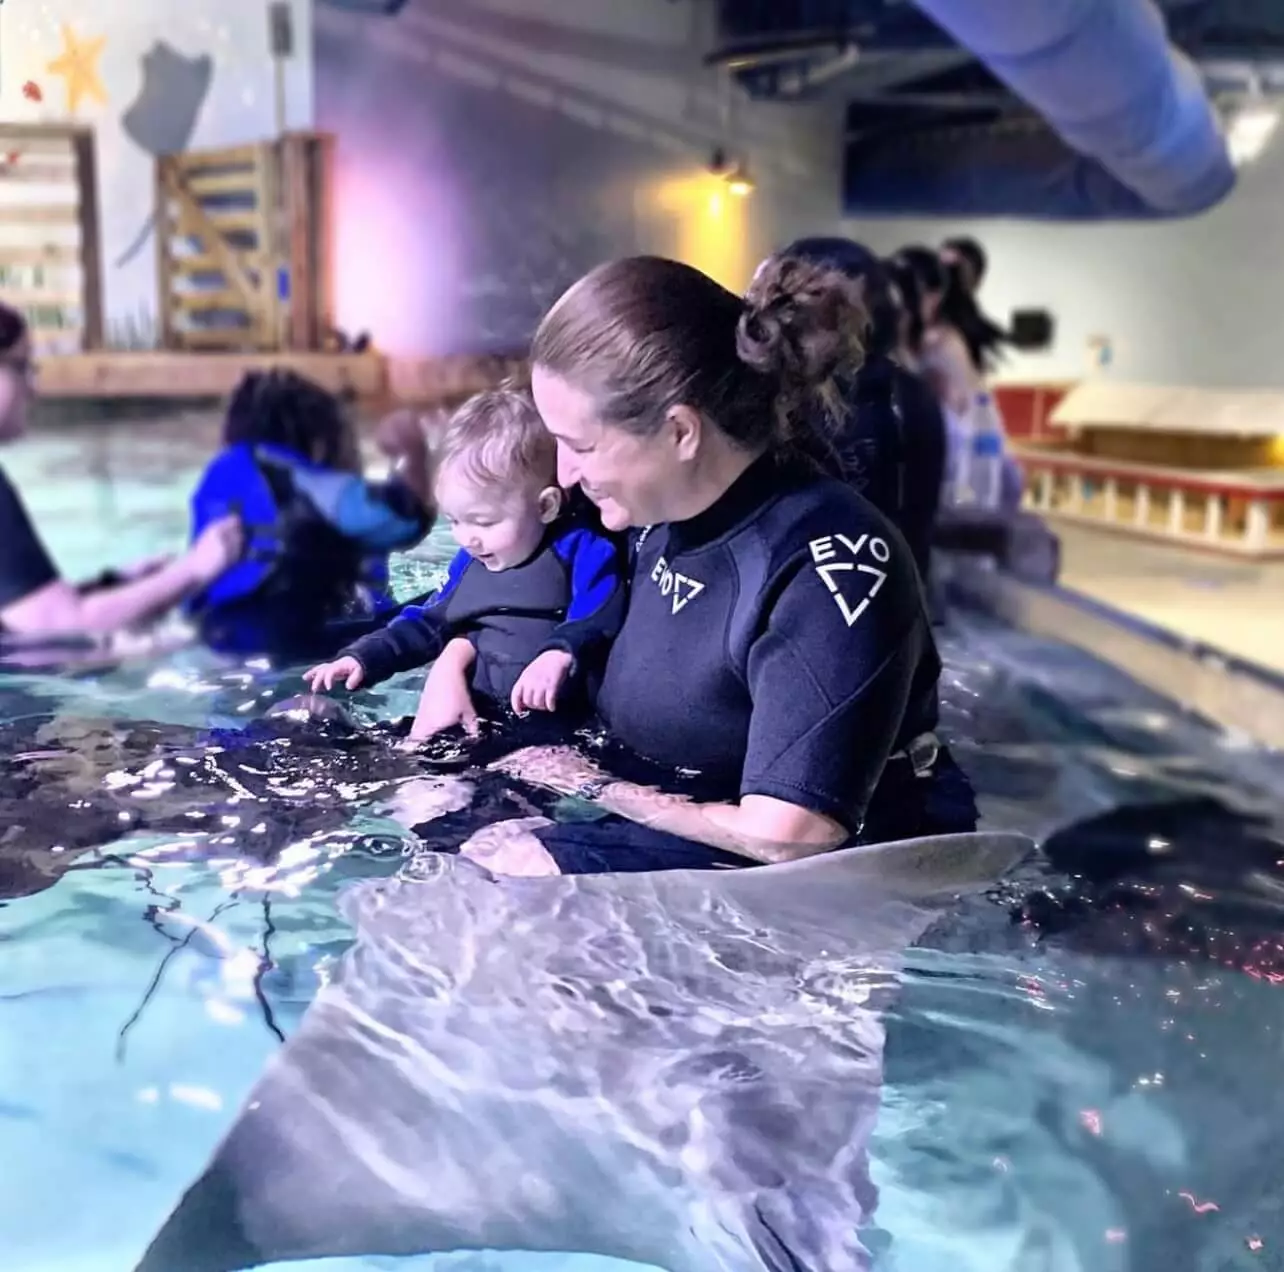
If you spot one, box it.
[136,832,1031,1272]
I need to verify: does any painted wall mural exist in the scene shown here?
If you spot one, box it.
[46,24,107,113]
[0,0,313,348]
[115,43,213,269]
[0,0,840,358]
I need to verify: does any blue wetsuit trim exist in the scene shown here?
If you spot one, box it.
[341,521,625,689]
[540,528,626,665]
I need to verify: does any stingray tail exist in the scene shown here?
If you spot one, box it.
[134,1163,264,1272]
[114,212,157,270]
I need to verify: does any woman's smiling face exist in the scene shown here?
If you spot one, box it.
[531,364,694,531]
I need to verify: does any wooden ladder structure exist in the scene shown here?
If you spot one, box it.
[155,131,334,352]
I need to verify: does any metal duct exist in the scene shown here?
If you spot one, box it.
[873,0,1236,218]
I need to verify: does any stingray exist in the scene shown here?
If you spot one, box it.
[0,701,454,901]
[134,829,1030,1272]
[0,690,633,902]
[1013,794,1284,974]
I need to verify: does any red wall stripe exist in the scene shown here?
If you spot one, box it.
[994,383,1075,439]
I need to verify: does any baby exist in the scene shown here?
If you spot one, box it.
[304,387,624,740]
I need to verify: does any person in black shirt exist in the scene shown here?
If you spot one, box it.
[0,304,241,641]
[775,236,946,581]
[458,255,975,876]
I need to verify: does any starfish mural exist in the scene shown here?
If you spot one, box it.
[47,23,107,114]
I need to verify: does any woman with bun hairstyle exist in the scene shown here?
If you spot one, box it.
[473,255,975,876]
[774,236,946,583]
[0,303,242,641]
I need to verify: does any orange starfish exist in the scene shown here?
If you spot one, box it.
[46,24,107,114]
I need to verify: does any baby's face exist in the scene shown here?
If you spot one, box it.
[435,462,557,571]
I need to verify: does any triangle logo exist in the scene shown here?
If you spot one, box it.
[671,574,705,614]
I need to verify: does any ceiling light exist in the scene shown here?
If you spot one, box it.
[725,163,754,196]
[1228,101,1279,166]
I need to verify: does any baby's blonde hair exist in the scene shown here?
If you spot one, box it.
[435,386,555,491]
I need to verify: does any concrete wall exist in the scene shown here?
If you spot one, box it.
[848,134,1284,390]
[0,0,313,347]
[314,0,847,357]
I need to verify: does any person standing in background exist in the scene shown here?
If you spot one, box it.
[894,244,1009,511]
[778,237,945,583]
[940,236,1025,512]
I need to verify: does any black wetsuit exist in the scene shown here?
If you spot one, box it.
[341,517,624,708]
[0,464,169,665]
[532,453,976,873]
[831,355,946,581]
[0,464,58,618]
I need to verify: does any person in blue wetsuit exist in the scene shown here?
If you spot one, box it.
[304,387,624,741]
[454,255,975,877]
[188,369,435,659]
[775,236,946,582]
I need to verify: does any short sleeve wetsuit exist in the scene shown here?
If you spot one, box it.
[531,453,976,873]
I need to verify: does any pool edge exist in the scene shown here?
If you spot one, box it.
[945,559,1284,750]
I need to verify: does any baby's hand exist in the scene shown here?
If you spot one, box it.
[303,656,365,691]
[510,650,574,715]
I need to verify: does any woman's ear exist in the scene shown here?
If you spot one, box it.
[666,404,702,462]
[537,485,564,523]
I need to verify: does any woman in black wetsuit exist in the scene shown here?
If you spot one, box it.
[0,304,242,641]
[466,255,976,877]
[776,236,946,583]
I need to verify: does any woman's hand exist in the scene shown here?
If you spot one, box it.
[459,816,560,877]
[492,745,606,798]
[408,659,479,741]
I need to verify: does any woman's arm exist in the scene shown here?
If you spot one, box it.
[606,789,843,861]
[0,516,241,637]
[408,636,479,740]
[920,328,976,417]
[493,746,843,864]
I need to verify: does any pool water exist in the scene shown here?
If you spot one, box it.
[3,422,1284,1272]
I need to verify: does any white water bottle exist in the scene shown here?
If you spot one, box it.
[967,392,1006,510]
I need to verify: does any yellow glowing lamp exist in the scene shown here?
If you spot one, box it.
[708,147,754,197]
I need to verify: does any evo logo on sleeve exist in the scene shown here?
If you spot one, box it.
[808,533,890,626]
